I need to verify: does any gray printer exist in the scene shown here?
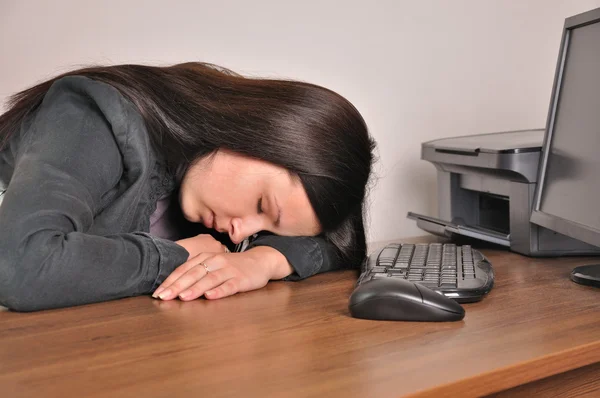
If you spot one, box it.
[408,129,600,256]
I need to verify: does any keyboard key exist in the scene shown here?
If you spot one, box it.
[371,273,389,280]
[378,247,398,263]
[388,269,407,276]
[417,281,440,288]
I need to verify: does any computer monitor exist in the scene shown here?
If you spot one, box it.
[530,8,600,287]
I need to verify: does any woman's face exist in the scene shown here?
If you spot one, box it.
[179,150,321,244]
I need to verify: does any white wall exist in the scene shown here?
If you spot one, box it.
[2,0,600,243]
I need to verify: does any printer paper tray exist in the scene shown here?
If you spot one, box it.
[407,212,510,247]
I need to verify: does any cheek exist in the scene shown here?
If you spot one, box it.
[287,191,321,235]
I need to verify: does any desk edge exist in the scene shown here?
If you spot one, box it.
[406,339,600,398]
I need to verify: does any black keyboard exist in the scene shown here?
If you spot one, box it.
[357,243,494,303]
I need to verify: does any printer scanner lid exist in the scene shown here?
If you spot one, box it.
[424,129,544,154]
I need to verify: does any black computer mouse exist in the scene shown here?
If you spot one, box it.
[348,278,465,322]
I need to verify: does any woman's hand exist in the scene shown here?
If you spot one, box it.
[175,234,228,260]
[152,247,292,301]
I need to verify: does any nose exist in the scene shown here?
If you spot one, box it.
[230,216,263,244]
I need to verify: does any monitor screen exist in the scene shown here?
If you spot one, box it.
[531,11,600,248]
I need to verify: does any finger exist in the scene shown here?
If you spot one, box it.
[178,268,236,301]
[205,279,241,300]
[157,261,217,301]
[153,261,197,297]
[153,252,214,297]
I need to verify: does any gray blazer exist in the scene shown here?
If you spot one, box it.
[0,76,340,312]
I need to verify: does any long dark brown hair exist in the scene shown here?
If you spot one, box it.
[0,62,376,268]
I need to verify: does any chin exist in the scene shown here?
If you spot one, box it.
[180,209,196,222]
[184,213,199,222]
[178,192,200,223]
[179,202,200,223]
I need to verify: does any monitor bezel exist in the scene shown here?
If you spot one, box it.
[530,7,600,248]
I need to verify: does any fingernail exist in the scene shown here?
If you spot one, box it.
[152,288,164,298]
[179,291,190,300]
[205,290,213,297]
[158,289,172,300]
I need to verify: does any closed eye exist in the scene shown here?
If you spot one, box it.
[257,197,263,214]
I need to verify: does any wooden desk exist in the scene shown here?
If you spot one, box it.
[1,240,600,397]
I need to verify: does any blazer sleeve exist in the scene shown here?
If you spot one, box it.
[247,233,341,281]
[0,79,189,312]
